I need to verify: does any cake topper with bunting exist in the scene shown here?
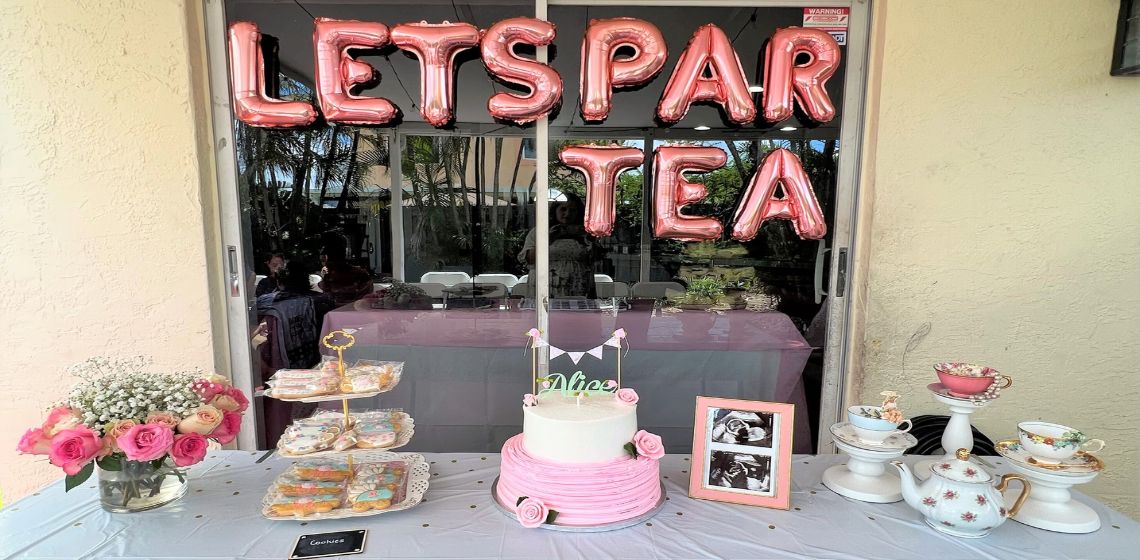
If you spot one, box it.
[525,328,627,399]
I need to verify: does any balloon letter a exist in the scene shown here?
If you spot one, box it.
[656,24,755,125]
[652,146,725,241]
[560,145,644,237]
[731,148,827,241]
[313,18,398,125]
[228,22,317,127]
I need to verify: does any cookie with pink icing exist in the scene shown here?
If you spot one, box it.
[348,487,394,512]
[276,476,345,496]
[290,460,353,481]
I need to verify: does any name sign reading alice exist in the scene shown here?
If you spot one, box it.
[537,372,616,398]
[227,16,837,243]
[290,530,367,559]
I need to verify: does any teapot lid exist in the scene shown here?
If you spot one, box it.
[929,448,992,483]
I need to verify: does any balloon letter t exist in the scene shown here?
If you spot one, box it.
[560,145,644,237]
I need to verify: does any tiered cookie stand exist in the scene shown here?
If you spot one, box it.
[914,383,998,481]
[823,423,918,503]
[261,330,428,520]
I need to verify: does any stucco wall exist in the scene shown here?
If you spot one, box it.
[857,0,1140,516]
[0,0,218,502]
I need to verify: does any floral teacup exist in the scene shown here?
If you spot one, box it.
[847,405,912,443]
[1017,421,1106,464]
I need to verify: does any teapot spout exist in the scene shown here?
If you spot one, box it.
[891,460,922,510]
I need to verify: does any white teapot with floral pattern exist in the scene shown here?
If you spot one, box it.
[892,449,1031,538]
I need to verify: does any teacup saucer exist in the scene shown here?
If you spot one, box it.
[995,439,1104,475]
[830,422,917,452]
[926,383,999,404]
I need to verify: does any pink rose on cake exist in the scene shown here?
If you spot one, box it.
[117,423,174,462]
[522,393,537,407]
[49,426,105,475]
[615,388,639,405]
[515,497,550,528]
[170,433,209,467]
[632,430,665,461]
[177,405,224,435]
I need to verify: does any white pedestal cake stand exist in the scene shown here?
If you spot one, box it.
[1001,460,1101,533]
[915,384,995,481]
[823,424,916,503]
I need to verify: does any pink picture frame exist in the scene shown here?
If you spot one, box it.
[688,397,795,510]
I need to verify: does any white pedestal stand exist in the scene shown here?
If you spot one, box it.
[915,390,993,481]
[1002,461,1101,533]
[823,439,905,503]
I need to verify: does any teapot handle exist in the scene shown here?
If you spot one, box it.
[995,474,1031,517]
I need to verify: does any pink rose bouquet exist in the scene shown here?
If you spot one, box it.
[15,357,248,493]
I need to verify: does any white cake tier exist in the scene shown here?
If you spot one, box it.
[522,393,637,464]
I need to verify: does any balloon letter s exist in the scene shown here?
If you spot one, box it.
[482,18,562,125]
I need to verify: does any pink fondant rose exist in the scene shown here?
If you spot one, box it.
[145,412,180,430]
[208,411,243,445]
[48,426,104,475]
[522,393,537,407]
[515,497,550,528]
[615,388,639,405]
[177,405,224,435]
[632,430,665,461]
[117,423,174,462]
[170,433,209,467]
[605,380,617,389]
[17,428,52,455]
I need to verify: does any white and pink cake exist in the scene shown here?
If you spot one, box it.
[495,388,664,528]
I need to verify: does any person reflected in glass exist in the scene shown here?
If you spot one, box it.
[519,193,600,298]
[255,253,286,296]
[318,238,373,305]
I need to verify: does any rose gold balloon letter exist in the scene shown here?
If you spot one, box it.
[652,146,725,241]
[313,18,398,125]
[731,148,827,241]
[762,27,841,124]
[560,145,644,237]
[579,18,667,122]
[391,22,481,127]
[482,18,562,125]
[228,22,317,127]
[656,24,756,125]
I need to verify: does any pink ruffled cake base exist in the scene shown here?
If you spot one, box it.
[496,434,662,526]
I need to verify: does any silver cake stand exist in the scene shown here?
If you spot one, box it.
[490,477,667,532]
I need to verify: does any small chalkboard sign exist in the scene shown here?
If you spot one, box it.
[289,529,367,559]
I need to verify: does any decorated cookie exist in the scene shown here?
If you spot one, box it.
[333,429,359,451]
[291,461,353,481]
[269,494,342,517]
[280,427,339,455]
[348,487,394,512]
[355,430,397,449]
[276,476,345,496]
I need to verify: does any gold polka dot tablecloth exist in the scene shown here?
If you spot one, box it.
[1,451,1137,559]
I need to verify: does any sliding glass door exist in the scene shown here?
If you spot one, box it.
[205,0,868,452]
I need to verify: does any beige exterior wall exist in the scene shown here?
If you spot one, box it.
[854,0,1140,516]
[0,0,221,502]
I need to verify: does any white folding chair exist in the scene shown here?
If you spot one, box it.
[420,271,472,286]
[474,273,520,288]
[594,273,614,283]
[410,282,447,300]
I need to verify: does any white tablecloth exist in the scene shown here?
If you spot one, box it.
[2,451,1137,559]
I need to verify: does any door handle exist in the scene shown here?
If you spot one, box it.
[227,245,241,298]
